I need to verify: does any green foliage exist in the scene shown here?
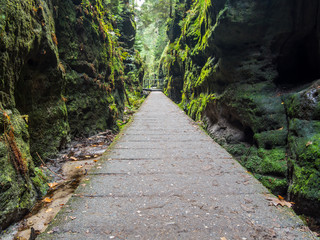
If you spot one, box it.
[116,91,146,130]
[255,174,287,195]
[135,0,175,78]
[31,167,49,196]
[183,93,215,121]
[289,163,320,201]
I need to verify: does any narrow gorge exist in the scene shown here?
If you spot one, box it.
[0,0,320,237]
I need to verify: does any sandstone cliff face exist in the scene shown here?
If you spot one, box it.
[161,0,320,218]
[0,0,140,230]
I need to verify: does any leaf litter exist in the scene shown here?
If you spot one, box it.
[10,130,116,240]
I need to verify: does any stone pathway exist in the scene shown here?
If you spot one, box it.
[39,92,315,240]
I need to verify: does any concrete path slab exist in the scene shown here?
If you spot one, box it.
[39,92,316,240]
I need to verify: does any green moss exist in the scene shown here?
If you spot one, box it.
[289,164,320,201]
[31,167,49,196]
[254,129,287,149]
[296,134,320,166]
[225,143,248,157]
[255,174,287,195]
[240,148,287,176]
[288,119,320,201]
[184,93,215,121]
[0,112,38,228]
[194,57,217,91]
[257,148,287,176]
[29,99,69,160]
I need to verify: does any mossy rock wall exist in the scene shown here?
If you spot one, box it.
[160,0,320,218]
[53,0,127,137]
[0,0,57,229]
[0,0,141,230]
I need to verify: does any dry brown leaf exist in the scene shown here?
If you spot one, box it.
[306,141,313,147]
[48,182,58,188]
[69,216,76,220]
[70,156,78,161]
[75,165,83,169]
[221,237,227,240]
[267,197,294,208]
[42,197,53,203]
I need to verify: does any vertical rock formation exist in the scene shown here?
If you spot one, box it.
[118,1,144,91]
[160,0,320,218]
[0,0,64,230]
[52,0,126,137]
[0,0,142,230]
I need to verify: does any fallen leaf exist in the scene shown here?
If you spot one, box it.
[306,141,313,147]
[278,195,284,200]
[47,230,53,234]
[94,155,99,158]
[70,156,78,161]
[76,165,83,169]
[69,216,76,220]
[91,145,98,147]
[85,155,91,158]
[60,204,65,206]
[221,237,227,240]
[267,197,294,208]
[48,182,58,188]
[42,197,53,203]
[46,208,53,213]
[277,127,284,131]
[93,159,98,162]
